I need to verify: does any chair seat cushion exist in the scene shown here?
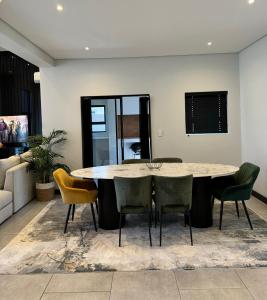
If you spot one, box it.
[121,206,146,214]
[162,205,186,214]
[0,190,12,210]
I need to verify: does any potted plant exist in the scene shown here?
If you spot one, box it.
[26,129,70,201]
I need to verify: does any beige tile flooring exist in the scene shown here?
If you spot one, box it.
[0,196,266,300]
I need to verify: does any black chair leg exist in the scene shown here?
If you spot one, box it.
[148,211,152,247]
[72,204,75,221]
[188,211,193,246]
[95,200,99,214]
[119,212,122,247]
[184,213,187,227]
[219,201,224,230]
[154,202,158,228]
[91,203,97,232]
[159,210,163,247]
[64,204,72,234]
[242,200,253,230]
[235,201,240,218]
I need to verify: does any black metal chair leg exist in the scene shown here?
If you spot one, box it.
[119,212,122,247]
[242,200,253,230]
[188,211,193,246]
[155,202,158,228]
[64,204,72,234]
[235,201,240,218]
[184,213,187,227]
[91,203,97,232]
[219,201,224,230]
[95,200,99,214]
[72,204,75,221]
[148,211,152,247]
[160,210,163,247]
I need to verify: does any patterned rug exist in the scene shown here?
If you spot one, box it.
[0,197,266,274]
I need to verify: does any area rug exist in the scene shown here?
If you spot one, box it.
[0,197,266,274]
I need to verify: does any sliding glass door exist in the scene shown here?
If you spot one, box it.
[81,95,151,167]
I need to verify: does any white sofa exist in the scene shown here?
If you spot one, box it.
[0,154,34,224]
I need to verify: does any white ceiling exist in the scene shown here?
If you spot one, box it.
[0,0,267,59]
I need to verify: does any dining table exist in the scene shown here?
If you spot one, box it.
[71,163,239,230]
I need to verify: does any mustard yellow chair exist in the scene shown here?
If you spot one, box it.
[53,168,98,233]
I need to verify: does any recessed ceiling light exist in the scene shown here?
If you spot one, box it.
[0,0,3,3]
[85,47,90,51]
[207,41,213,46]
[56,4,63,11]
[248,0,255,4]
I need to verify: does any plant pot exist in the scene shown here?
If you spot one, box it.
[36,182,55,202]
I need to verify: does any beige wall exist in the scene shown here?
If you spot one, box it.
[40,54,241,170]
[240,36,267,197]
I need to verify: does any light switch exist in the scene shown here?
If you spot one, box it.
[158,129,164,137]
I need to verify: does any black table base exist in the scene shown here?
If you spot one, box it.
[189,177,213,228]
[97,179,125,230]
[97,177,213,230]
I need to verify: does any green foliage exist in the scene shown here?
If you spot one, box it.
[26,130,70,183]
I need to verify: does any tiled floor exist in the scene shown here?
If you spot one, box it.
[0,197,266,300]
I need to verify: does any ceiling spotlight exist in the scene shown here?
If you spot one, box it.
[248,0,255,4]
[85,47,90,51]
[56,4,63,11]
[0,0,3,3]
[207,41,213,46]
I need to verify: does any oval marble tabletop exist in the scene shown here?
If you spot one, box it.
[71,163,239,180]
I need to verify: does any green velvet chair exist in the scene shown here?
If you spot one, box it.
[211,162,260,230]
[122,159,150,164]
[114,175,153,247]
[152,157,183,163]
[153,175,193,246]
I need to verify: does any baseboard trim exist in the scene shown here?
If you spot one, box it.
[252,190,267,204]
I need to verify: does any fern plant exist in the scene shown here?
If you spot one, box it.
[26,129,70,183]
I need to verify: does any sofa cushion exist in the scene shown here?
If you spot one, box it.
[0,156,20,189]
[0,190,12,210]
[20,150,32,163]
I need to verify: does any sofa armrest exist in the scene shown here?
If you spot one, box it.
[4,162,35,213]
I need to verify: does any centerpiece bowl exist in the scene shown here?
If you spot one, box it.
[146,162,162,170]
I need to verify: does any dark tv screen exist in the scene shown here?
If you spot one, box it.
[0,115,29,143]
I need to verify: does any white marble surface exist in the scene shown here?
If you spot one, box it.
[71,163,239,179]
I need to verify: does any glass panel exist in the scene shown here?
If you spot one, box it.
[92,124,106,132]
[91,106,105,123]
[91,99,117,166]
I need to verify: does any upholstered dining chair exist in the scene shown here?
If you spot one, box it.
[53,168,98,233]
[122,159,150,164]
[114,175,153,247]
[152,157,183,163]
[153,175,193,246]
[211,162,260,230]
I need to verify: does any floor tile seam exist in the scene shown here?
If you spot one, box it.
[39,274,53,300]
[234,269,256,300]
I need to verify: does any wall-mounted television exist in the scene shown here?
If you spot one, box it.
[0,115,29,144]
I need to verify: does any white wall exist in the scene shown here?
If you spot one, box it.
[40,54,241,170]
[240,36,267,197]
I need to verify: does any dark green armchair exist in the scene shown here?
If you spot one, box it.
[152,157,183,163]
[153,175,193,246]
[211,162,260,230]
[122,159,150,164]
[114,176,153,247]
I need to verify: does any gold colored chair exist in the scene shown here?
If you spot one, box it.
[53,168,98,233]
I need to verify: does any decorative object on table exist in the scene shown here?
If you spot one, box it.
[26,129,70,202]
[0,142,3,149]
[146,162,162,170]
[152,157,183,163]
[211,162,260,230]
[122,159,150,164]
[53,168,98,233]
[153,175,194,246]
[114,175,153,247]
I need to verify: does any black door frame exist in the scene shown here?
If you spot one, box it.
[81,94,152,167]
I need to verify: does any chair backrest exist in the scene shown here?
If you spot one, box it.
[53,168,72,203]
[114,176,152,212]
[152,157,183,163]
[153,175,193,210]
[122,159,150,164]
[234,162,260,188]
